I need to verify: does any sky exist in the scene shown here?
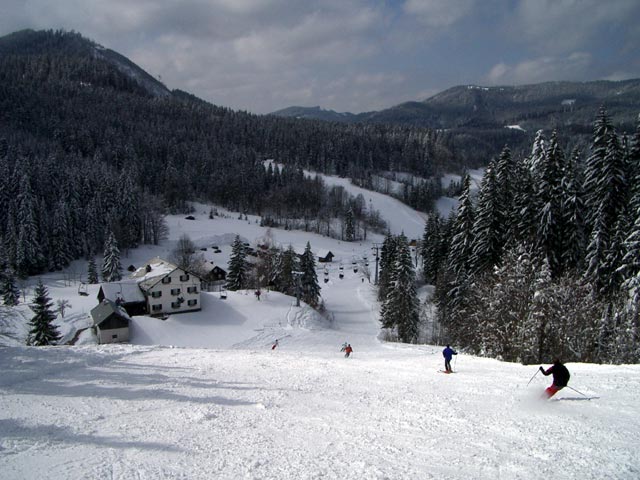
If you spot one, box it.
[2,0,640,114]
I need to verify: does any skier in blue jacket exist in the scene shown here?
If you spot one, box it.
[442,345,457,373]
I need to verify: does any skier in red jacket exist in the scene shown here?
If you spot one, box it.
[344,344,353,358]
[540,358,570,398]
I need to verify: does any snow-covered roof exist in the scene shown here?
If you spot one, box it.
[99,281,146,304]
[90,299,131,326]
[317,249,333,258]
[131,257,178,282]
[131,257,202,290]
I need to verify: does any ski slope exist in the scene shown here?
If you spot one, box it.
[1,178,639,479]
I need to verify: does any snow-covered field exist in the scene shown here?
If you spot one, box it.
[1,173,639,479]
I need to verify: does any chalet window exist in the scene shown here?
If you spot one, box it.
[151,304,162,311]
[187,286,198,294]
[171,301,181,309]
[187,299,198,307]
[151,291,162,298]
[180,274,190,281]
[112,334,118,339]
[171,288,181,296]
[162,276,172,284]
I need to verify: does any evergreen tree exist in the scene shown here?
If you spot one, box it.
[27,279,61,346]
[421,214,443,284]
[471,160,502,274]
[380,234,420,343]
[447,174,475,280]
[277,245,299,296]
[494,146,516,242]
[15,173,43,276]
[50,200,73,270]
[526,130,546,174]
[377,233,398,302]
[2,268,20,306]
[561,148,586,272]
[344,207,355,242]
[300,242,321,307]
[524,259,557,363]
[101,231,122,282]
[584,128,628,296]
[510,156,537,244]
[226,235,248,291]
[535,131,566,276]
[87,256,99,284]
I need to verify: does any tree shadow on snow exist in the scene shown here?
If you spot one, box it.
[0,418,183,452]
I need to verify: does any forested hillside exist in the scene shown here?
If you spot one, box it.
[0,29,454,276]
[418,111,640,364]
[273,80,640,166]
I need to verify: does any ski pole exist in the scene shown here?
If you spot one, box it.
[566,386,589,398]
[527,369,540,386]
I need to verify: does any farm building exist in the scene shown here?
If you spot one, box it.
[91,299,130,344]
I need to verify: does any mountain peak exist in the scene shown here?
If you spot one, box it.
[0,29,169,98]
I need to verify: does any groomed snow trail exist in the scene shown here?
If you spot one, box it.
[1,345,639,479]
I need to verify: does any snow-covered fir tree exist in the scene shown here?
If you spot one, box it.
[494,146,516,242]
[226,235,248,291]
[510,156,537,244]
[299,242,321,307]
[50,201,73,271]
[470,160,502,274]
[101,231,122,282]
[27,279,61,346]
[380,234,420,343]
[535,131,566,277]
[277,245,299,296]
[584,124,628,297]
[87,256,99,284]
[344,207,355,242]
[561,148,586,272]
[420,214,443,285]
[447,174,474,281]
[377,233,398,302]
[2,268,20,306]
[15,173,43,276]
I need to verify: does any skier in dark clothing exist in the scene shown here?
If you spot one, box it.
[540,358,570,398]
[442,345,457,373]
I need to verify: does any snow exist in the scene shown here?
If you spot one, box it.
[506,125,526,132]
[1,175,639,479]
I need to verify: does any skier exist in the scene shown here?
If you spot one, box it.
[340,341,348,352]
[442,345,457,373]
[539,358,570,399]
[255,289,261,301]
[271,339,279,350]
[344,344,353,358]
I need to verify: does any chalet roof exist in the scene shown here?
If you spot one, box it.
[317,249,334,258]
[90,299,131,327]
[197,261,225,275]
[131,257,201,291]
[99,281,146,304]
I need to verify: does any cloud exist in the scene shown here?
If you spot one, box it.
[485,52,593,85]
[403,0,476,28]
[1,0,638,114]
[512,0,640,54]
